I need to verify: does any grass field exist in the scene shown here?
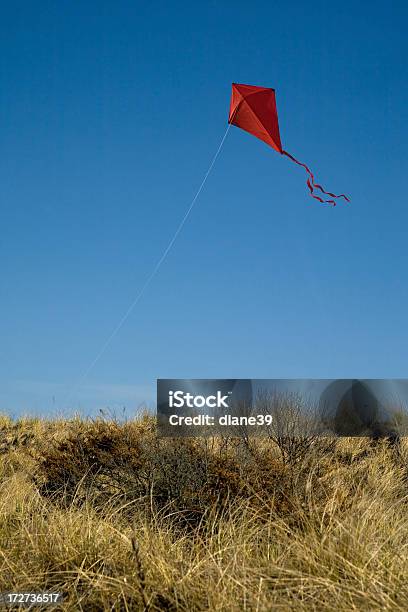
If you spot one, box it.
[1,412,407,610]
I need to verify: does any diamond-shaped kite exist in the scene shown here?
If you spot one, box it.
[228,83,349,206]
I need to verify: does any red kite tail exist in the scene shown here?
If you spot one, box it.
[282,150,350,206]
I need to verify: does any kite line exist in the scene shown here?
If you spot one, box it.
[66,123,232,404]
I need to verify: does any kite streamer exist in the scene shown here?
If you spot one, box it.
[282,150,350,206]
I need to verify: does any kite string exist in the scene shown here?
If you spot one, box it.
[282,150,350,205]
[65,123,232,406]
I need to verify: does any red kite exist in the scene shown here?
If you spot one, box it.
[228,83,350,206]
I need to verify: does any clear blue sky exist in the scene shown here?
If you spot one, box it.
[1,1,407,416]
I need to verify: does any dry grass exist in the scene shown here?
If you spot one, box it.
[1,413,408,610]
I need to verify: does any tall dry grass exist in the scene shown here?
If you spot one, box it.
[1,413,408,610]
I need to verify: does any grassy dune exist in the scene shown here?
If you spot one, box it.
[0,413,408,610]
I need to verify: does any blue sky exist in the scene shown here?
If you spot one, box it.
[0,1,407,416]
